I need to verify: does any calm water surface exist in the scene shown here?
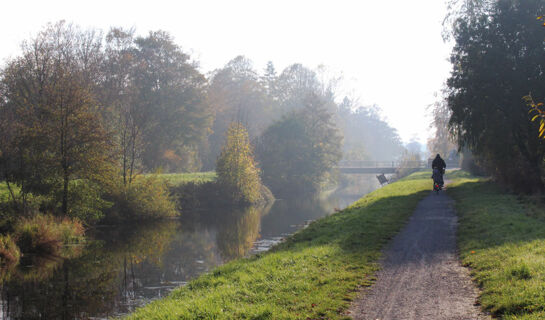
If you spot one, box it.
[0,180,376,319]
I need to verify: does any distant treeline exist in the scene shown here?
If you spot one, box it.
[0,21,405,221]
[438,0,545,193]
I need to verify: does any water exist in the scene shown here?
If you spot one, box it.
[0,179,376,319]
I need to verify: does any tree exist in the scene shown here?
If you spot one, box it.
[132,31,211,172]
[337,97,404,161]
[101,27,140,186]
[446,0,545,192]
[0,22,114,218]
[257,93,342,196]
[216,122,262,204]
[205,56,277,169]
[427,91,457,158]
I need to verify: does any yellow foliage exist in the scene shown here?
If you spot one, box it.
[216,122,262,204]
[523,94,545,138]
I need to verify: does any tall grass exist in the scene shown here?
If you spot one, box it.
[14,214,84,255]
[0,234,20,266]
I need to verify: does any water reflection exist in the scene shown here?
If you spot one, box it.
[0,184,368,319]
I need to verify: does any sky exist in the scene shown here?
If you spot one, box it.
[0,0,453,145]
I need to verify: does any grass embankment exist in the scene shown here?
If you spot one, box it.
[153,172,216,187]
[126,171,432,319]
[449,175,545,319]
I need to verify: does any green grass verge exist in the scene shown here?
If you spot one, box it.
[150,172,217,187]
[125,172,432,319]
[449,175,545,319]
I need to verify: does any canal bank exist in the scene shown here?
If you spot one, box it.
[125,172,432,319]
[0,175,376,319]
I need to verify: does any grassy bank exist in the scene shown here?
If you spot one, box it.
[126,171,432,319]
[449,175,545,319]
[152,172,216,187]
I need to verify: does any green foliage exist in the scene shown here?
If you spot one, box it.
[107,175,178,221]
[63,180,112,225]
[449,175,545,318]
[13,214,84,255]
[446,0,545,192]
[257,94,342,196]
[130,31,212,171]
[125,172,431,319]
[216,122,262,204]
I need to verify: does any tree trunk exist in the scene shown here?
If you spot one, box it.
[62,169,69,215]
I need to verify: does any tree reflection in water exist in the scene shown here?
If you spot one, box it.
[0,206,270,319]
[0,189,359,319]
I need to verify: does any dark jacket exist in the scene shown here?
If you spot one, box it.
[432,156,446,170]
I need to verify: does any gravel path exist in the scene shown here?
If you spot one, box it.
[349,189,489,320]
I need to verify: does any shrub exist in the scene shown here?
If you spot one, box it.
[106,175,178,221]
[14,214,84,255]
[0,234,20,266]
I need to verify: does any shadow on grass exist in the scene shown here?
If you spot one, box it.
[449,179,545,318]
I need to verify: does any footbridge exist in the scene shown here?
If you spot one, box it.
[337,160,460,174]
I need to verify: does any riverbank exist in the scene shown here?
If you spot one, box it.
[125,171,432,319]
[0,172,215,268]
[449,175,545,319]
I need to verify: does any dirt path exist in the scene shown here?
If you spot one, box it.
[349,189,489,320]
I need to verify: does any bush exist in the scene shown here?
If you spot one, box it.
[106,175,178,221]
[14,214,84,255]
[0,234,20,266]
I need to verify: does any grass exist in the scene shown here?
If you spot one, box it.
[449,175,545,319]
[151,172,217,187]
[125,171,432,319]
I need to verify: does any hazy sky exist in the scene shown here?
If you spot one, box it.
[0,0,452,145]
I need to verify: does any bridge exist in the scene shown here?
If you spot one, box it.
[337,160,460,174]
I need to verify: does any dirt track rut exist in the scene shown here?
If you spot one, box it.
[349,189,489,320]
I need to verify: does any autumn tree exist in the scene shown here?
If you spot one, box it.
[427,90,457,158]
[216,122,262,204]
[0,22,113,219]
[205,56,276,169]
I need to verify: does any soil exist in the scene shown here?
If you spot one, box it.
[349,188,490,320]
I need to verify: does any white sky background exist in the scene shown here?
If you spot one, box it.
[0,0,452,146]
